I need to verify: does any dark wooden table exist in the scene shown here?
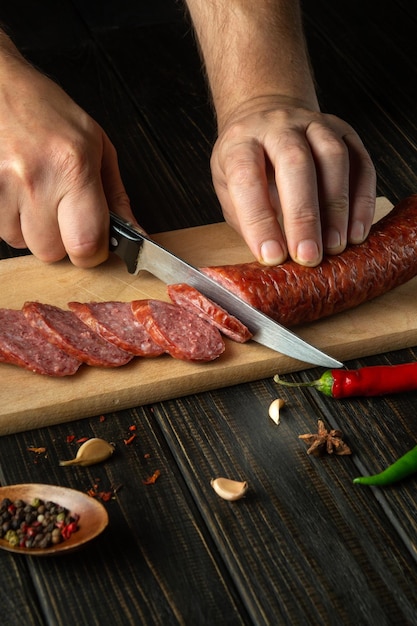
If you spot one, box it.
[1,1,417,624]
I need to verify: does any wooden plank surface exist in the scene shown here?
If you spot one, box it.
[1,198,417,434]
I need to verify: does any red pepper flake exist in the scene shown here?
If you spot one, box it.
[99,491,113,502]
[76,437,89,444]
[66,435,75,443]
[144,453,151,459]
[27,447,46,454]
[124,434,137,445]
[86,482,122,502]
[99,415,106,422]
[128,424,137,432]
[143,470,161,485]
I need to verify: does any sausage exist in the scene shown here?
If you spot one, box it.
[23,302,133,367]
[0,309,81,376]
[68,301,164,357]
[167,283,252,343]
[201,195,417,327]
[131,299,225,361]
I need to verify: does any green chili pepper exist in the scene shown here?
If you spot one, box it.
[353,444,417,486]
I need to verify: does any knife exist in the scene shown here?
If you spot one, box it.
[109,213,343,368]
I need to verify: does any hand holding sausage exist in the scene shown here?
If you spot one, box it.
[210,96,377,267]
[185,0,376,267]
[0,32,136,268]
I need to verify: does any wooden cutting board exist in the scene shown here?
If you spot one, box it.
[1,197,416,435]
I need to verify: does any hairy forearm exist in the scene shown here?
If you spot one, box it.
[184,0,318,128]
[0,27,29,77]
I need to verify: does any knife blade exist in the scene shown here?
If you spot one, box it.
[109,213,343,368]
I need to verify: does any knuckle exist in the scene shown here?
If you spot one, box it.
[325,196,350,217]
[275,130,311,168]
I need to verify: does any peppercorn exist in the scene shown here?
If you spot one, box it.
[0,497,79,550]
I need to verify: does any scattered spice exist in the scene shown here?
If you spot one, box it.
[144,453,151,459]
[76,437,89,444]
[86,481,122,502]
[299,420,352,456]
[143,470,161,485]
[124,434,137,445]
[66,435,76,443]
[27,447,46,455]
[128,425,137,432]
[99,415,106,422]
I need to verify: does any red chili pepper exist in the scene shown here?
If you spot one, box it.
[274,362,417,398]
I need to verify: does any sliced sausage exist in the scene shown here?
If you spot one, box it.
[131,299,225,361]
[68,301,164,357]
[23,302,133,367]
[202,195,417,327]
[0,309,81,376]
[167,283,252,343]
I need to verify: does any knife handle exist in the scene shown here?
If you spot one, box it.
[109,212,143,274]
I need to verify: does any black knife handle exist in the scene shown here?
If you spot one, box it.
[109,212,143,274]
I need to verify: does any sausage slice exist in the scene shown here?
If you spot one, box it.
[0,309,81,376]
[167,283,252,343]
[23,302,133,367]
[68,301,164,357]
[131,299,225,361]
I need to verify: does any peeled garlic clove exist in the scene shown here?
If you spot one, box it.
[210,477,248,501]
[59,438,115,467]
[269,398,285,424]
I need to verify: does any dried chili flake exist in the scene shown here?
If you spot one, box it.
[76,437,89,444]
[128,425,137,432]
[86,482,121,502]
[99,491,113,502]
[143,470,161,485]
[27,447,46,454]
[124,434,137,445]
[144,453,151,459]
[66,435,76,443]
[99,415,106,422]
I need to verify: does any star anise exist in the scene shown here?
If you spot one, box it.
[299,419,351,456]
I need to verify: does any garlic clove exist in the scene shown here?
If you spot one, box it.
[59,438,115,467]
[210,477,248,501]
[268,398,285,424]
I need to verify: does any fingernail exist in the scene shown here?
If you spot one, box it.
[296,239,320,265]
[325,227,341,251]
[350,220,365,243]
[260,240,285,265]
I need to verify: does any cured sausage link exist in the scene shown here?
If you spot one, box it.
[202,195,417,327]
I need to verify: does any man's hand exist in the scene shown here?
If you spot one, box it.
[211,97,376,266]
[185,0,377,266]
[0,34,136,268]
